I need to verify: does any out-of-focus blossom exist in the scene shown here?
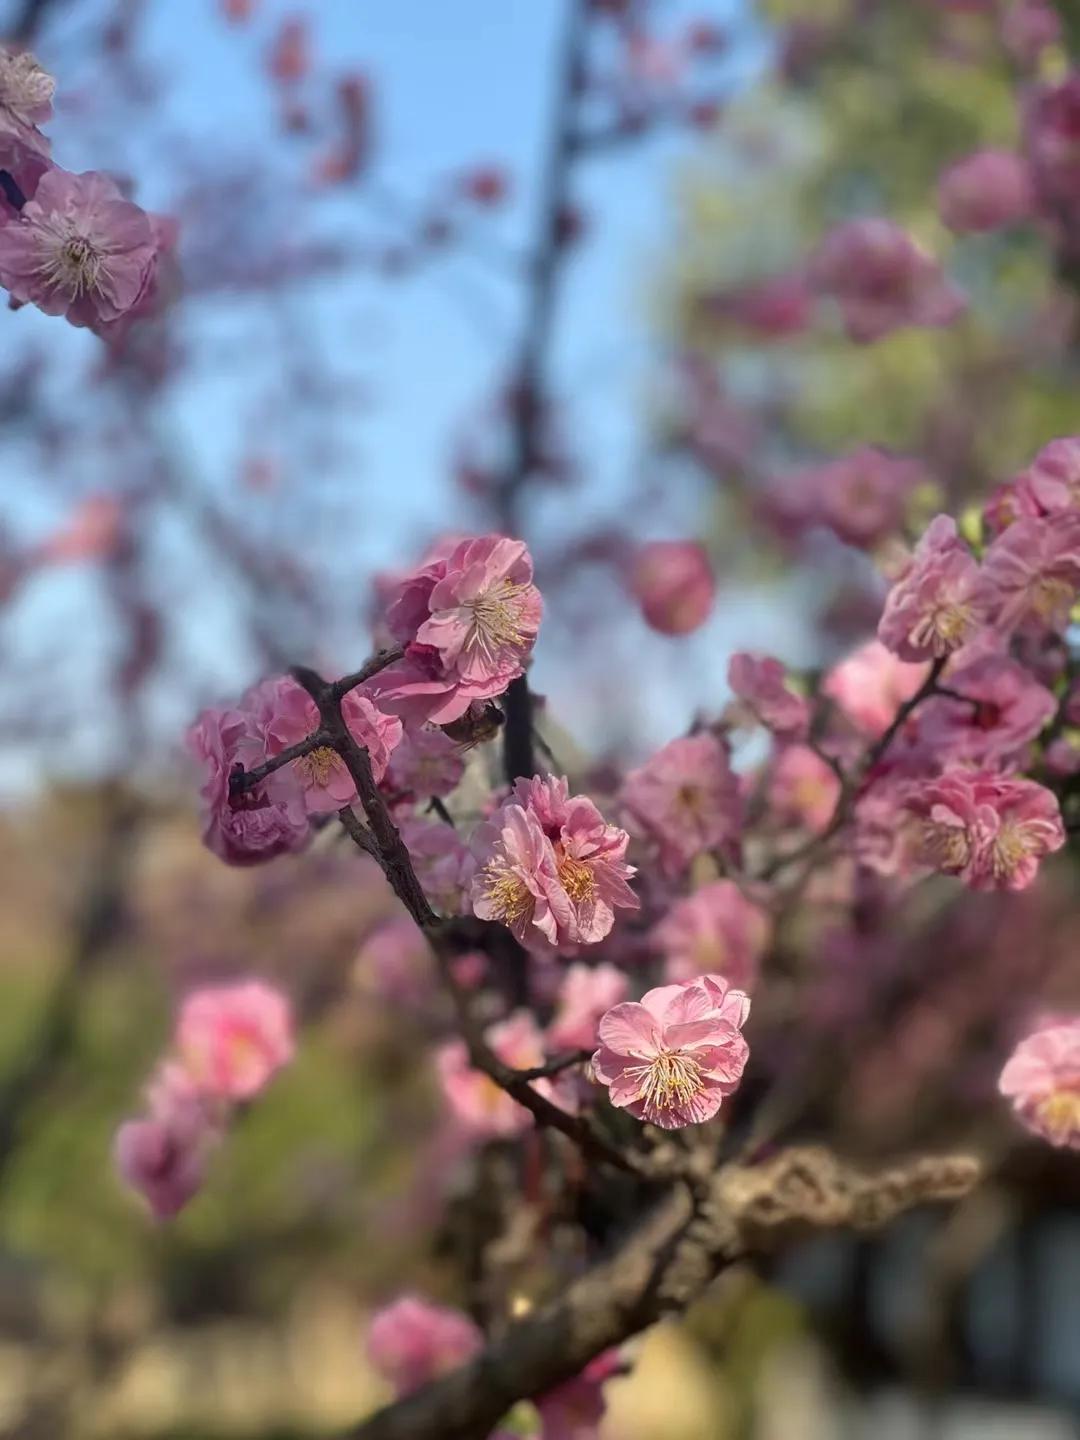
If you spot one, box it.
[878,515,986,661]
[937,150,1033,233]
[728,652,808,738]
[621,733,742,875]
[36,493,124,564]
[916,653,1055,766]
[767,743,842,833]
[810,218,965,343]
[547,962,630,1050]
[982,475,1043,539]
[367,1296,483,1397]
[1019,436,1080,515]
[905,771,1064,891]
[706,271,811,339]
[437,1011,554,1138]
[977,514,1080,634]
[356,916,433,1007]
[0,45,53,158]
[383,724,465,800]
[629,540,715,636]
[114,1064,219,1219]
[537,1350,622,1440]
[0,168,162,331]
[822,640,929,738]
[472,776,637,947]
[810,446,926,549]
[1000,1020,1080,1148]
[592,976,749,1129]
[1024,74,1080,216]
[1003,0,1061,65]
[652,879,769,990]
[854,777,922,878]
[370,535,542,725]
[177,980,294,1101]
[460,165,510,207]
[401,817,475,916]
[268,17,309,84]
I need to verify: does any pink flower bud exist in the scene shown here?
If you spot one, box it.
[630,540,715,636]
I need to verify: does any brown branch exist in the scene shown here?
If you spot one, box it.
[329,646,405,701]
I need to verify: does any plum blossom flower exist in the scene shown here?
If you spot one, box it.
[0,167,161,330]
[806,446,926,549]
[904,771,1064,891]
[937,150,1034,233]
[113,1063,221,1219]
[382,724,464,800]
[0,45,53,158]
[707,271,810,339]
[767,744,842,833]
[822,640,929,738]
[263,675,402,818]
[1024,75,1080,218]
[1004,0,1061,66]
[652,880,770,990]
[177,980,294,1101]
[1021,436,1080,514]
[437,1010,554,1139]
[810,218,965,343]
[537,1351,622,1440]
[547,962,629,1050]
[999,1021,1080,1148]
[471,775,637,947]
[877,515,986,661]
[982,475,1043,539]
[915,653,1055,767]
[356,916,433,1007]
[366,1296,482,1396]
[187,701,310,866]
[629,540,715,636]
[370,535,542,725]
[399,817,475,916]
[728,653,808,738]
[592,975,750,1129]
[621,733,742,875]
[977,513,1080,634]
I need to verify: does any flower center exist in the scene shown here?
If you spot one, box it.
[1036,1089,1080,1143]
[0,52,54,115]
[296,745,340,787]
[464,579,531,661]
[480,863,534,926]
[39,228,105,297]
[919,819,971,873]
[988,819,1035,880]
[557,852,597,904]
[629,1049,703,1113]
[910,601,971,654]
[1030,575,1074,622]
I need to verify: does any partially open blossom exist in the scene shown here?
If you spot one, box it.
[114,1064,220,1219]
[400,818,475,916]
[0,167,161,330]
[621,733,742,875]
[187,701,311,867]
[652,880,769,990]
[1022,436,1080,514]
[629,540,715,636]
[878,515,986,661]
[767,744,842,833]
[728,652,808,738]
[592,976,750,1129]
[382,724,464,800]
[810,218,965,343]
[999,1021,1080,1148]
[547,962,630,1050]
[356,916,433,1007]
[915,653,1055,767]
[367,1296,482,1396]
[437,1011,553,1139]
[370,535,542,725]
[472,775,637,947]
[264,676,402,818]
[177,980,294,1101]
[977,514,1080,634]
[0,45,53,157]
[937,149,1033,233]
[537,1350,622,1439]
[809,446,926,549]
[822,640,929,738]
[982,475,1044,539]
[904,771,1064,891]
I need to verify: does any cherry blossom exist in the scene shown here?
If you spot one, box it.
[621,733,742,875]
[999,1021,1080,1148]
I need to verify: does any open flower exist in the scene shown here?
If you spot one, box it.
[366,1296,483,1397]
[728,652,808,738]
[878,515,986,661]
[382,724,465,800]
[915,652,1055,768]
[177,980,294,1101]
[937,149,1033,234]
[977,513,1080,634]
[822,639,929,738]
[113,1063,221,1220]
[592,976,750,1129]
[437,1011,555,1139]
[547,962,630,1050]
[0,45,53,158]
[1000,1021,1080,1148]
[652,880,770,991]
[621,733,743,875]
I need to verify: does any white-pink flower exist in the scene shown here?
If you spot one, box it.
[366,1296,483,1397]
[620,733,742,875]
[437,1010,553,1139]
[547,962,630,1051]
[877,515,986,661]
[113,1063,220,1219]
[728,652,809,739]
[176,980,295,1101]
[999,1020,1080,1148]
[592,976,750,1129]
[652,880,770,991]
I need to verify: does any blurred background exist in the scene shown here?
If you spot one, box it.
[4,0,1080,1435]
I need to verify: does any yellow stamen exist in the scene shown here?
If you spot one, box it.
[919,821,971,872]
[296,745,340,787]
[1036,1090,1080,1144]
[480,863,534,926]
[465,579,531,661]
[627,1049,703,1114]
[988,819,1035,880]
[557,853,597,904]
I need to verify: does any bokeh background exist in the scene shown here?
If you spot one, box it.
[4,0,1080,1436]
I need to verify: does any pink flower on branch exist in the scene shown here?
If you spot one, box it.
[177,980,295,1101]
[999,1020,1080,1149]
[547,962,630,1051]
[653,880,770,991]
[0,45,53,159]
[367,1296,483,1397]
[437,1011,557,1139]
[977,514,1080,634]
[621,733,742,875]
[629,540,716,636]
[822,640,929,739]
[728,652,808,739]
[382,724,465,800]
[877,515,986,661]
[113,1063,221,1220]
[592,976,750,1129]
[916,652,1055,768]
[937,149,1034,234]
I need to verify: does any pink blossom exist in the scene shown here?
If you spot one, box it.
[999,1020,1080,1148]
[264,675,402,818]
[366,1296,482,1396]
[1024,75,1080,215]
[370,535,542,725]
[356,917,433,1006]
[982,476,1043,539]
[915,653,1055,767]
[382,724,465,799]
[113,1064,219,1219]
[471,776,637,947]
[0,167,160,330]
[904,771,1064,891]
[822,640,929,738]
[1003,0,1061,65]
[592,976,750,1129]
[629,540,715,636]
[0,45,53,158]
[177,980,294,1101]
[937,150,1033,233]
[854,777,922,878]
[621,733,742,875]
[877,515,986,661]
[1019,436,1080,515]
[537,1350,622,1439]
[712,271,811,339]
[547,962,630,1050]
[810,218,965,343]
[977,514,1080,634]
[187,702,310,867]
[728,653,808,738]
[653,880,770,990]
[400,817,475,916]
[767,744,842,833]
[810,446,925,549]
[437,1010,552,1139]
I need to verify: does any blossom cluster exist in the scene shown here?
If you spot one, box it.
[0,44,176,339]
